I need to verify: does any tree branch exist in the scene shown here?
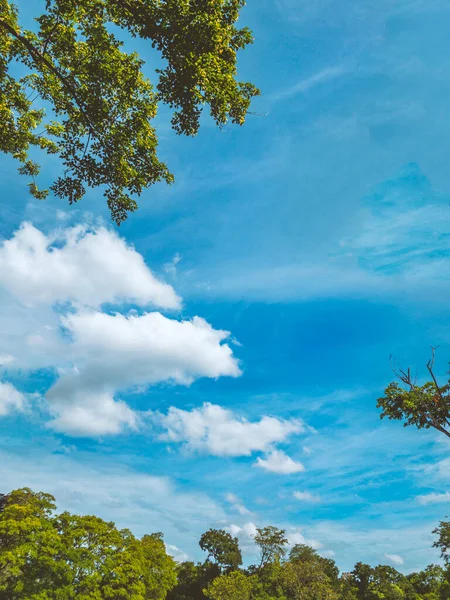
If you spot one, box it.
[0,18,96,135]
[427,346,442,396]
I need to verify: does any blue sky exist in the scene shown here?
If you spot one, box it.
[1,0,450,573]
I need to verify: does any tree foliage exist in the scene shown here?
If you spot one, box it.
[282,545,339,600]
[0,487,177,599]
[204,570,256,600]
[3,487,450,600]
[0,0,259,223]
[377,350,450,439]
[254,526,289,569]
[199,528,242,572]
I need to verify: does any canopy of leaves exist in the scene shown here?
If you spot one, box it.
[199,528,243,572]
[377,353,450,439]
[0,487,177,599]
[254,526,289,570]
[0,0,259,223]
[3,487,450,600]
[204,571,256,600]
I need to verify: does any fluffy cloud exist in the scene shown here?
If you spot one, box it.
[287,530,323,550]
[157,403,303,457]
[416,491,450,505]
[255,450,305,474]
[43,313,240,436]
[166,544,190,563]
[0,222,180,309]
[384,553,404,566]
[0,222,243,436]
[61,311,240,387]
[227,522,258,548]
[293,491,321,503]
[47,389,139,437]
[0,381,25,416]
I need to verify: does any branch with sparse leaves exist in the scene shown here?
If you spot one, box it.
[377,347,450,439]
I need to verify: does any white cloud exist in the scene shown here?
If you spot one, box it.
[0,222,245,437]
[43,313,240,436]
[0,222,180,309]
[0,449,226,552]
[255,450,305,474]
[47,388,139,437]
[293,491,321,503]
[194,164,450,305]
[61,311,240,387]
[384,553,404,566]
[227,522,258,544]
[0,354,15,366]
[157,403,303,457]
[0,381,25,416]
[166,544,190,563]
[287,529,323,550]
[416,491,450,505]
[226,493,253,516]
[271,66,346,102]
[164,253,182,275]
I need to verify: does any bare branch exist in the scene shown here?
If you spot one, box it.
[427,346,444,402]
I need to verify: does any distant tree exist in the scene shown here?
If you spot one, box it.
[377,349,450,440]
[167,561,220,600]
[0,487,177,599]
[289,544,339,585]
[281,545,339,600]
[204,571,256,600]
[0,0,259,224]
[352,562,374,600]
[0,494,8,512]
[407,564,450,599]
[0,488,64,599]
[254,526,289,569]
[352,563,412,600]
[199,528,242,572]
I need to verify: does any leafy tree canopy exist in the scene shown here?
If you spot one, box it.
[254,526,289,570]
[0,0,259,223]
[377,350,450,440]
[204,570,256,600]
[0,487,177,600]
[3,487,450,600]
[199,528,243,572]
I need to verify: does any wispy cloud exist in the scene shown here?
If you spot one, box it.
[271,67,346,102]
[226,493,254,516]
[384,553,405,566]
[293,490,321,503]
[416,491,450,505]
[190,163,450,305]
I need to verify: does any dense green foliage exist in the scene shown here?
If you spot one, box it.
[2,488,450,600]
[0,0,258,223]
[0,488,177,599]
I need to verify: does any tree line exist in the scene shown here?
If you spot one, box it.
[1,488,450,600]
